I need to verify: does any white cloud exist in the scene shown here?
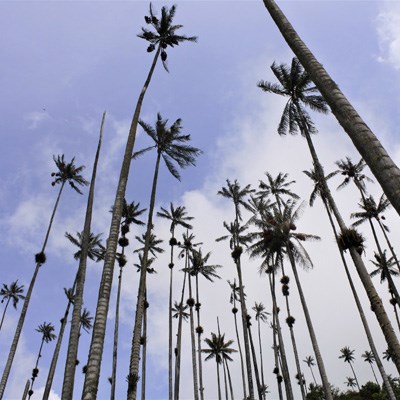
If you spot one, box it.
[376,5,400,69]
[24,110,50,130]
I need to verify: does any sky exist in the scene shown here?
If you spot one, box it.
[1,1,400,399]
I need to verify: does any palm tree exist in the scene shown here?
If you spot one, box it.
[303,356,317,385]
[248,199,329,400]
[202,331,237,400]
[0,281,25,332]
[188,249,222,400]
[157,203,193,400]
[259,56,400,376]
[335,157,373,194]
[110,200,145,400]
[0,154,88,399]
[261,0,400,216]
[362,350,379,384]
[82,8,196,399]
[28,322,56,399]
[217,179,256,399]
[128,113,201,399]
[339,347,360,390]
[304,166,396,400]
[345,377,357,390]
[61,114,104,400]
[252,302,269,400]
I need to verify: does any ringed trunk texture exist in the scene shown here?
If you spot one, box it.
[262,0,400,216]
[63,112,104,400]
[82,48,160,400]
[0,182,65,399]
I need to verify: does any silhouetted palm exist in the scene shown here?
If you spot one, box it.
[28,322,56,399]
[362,350,379,384]
[1,155,88,398]
[303,167,337,207]
[335,157,373,193]
[303,356,317,385]
[345,377,357,389]
[202,332,237,400]
[82,7,196,399]
[339,347,360,390]
[0,281,25,332]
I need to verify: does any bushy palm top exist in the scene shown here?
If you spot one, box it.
[370,250,399,283]
[362,350,375,365]
[303,167,338,207]
[36,322,57,343]
[172,301,189,320]
[138,4,197,71]
[335,157,373,192]
[134,232,164,257]
[157,203,193,233]
[227,279,246,304]
[252,302,269,322]
[202,332,237,364]
[65,231,105,261]
[303,355,315,367]
[80,308,93,334]
[258,172,299,204]
[187,248,222,282]
[258,57,328,136]
[121,199,146,227]
[134,113,202,181]
[0,281,25,308]
[51,154,88,194]
[339,346,356,364]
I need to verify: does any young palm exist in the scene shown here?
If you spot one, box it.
[303,356,317,385]
[261,0,400,217]
[188,249,222,400]
[82,8,196,399]
[217,179,256,399]
[304,166,396,399]
[157,203,193,400]
[339,347,360,390]
[0,155,88,399]
[202,332,237,400]
[252,302,269,400]
[0,281,25,332]
[362,350,379,384]
[61,115,104,400]
[259,56,400,377]
[28,322,57,399]
[110,200,145,400]
[127,113,201,399]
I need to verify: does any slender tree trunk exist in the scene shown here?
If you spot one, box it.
[43,278,77,400]
[261,0,400,217]
[256,319,266,400]
[222,356,228,400]
[348,362,360,390]
[0,182,65,400]
[391,295,400,333]
[232,297,247,399]
[128,147,163,400]
[247,322,263,400]
[378,219,400,274]
[81,45,160,400]
[225,360,234,400]
[63,113,104,400]
[141,291,148,400]
[21,379,29,400]
[0,299,11,332]
[111,264,124,400]
[168,232,176,400]
[216,361,222,400]
[321,198,396,399]
[174,254,189,400]
[370,363,379,385]
[308,365,317,385]
[195,274,205,400]
[269,272,292,400]
[271,310,284,400]
[188,274,199,400]
[29,338,45,398]
[286,247,332,400]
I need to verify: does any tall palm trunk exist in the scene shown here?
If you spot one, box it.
[174,251,189,400]
[128,149,162,400]
[321,195,396,399]
[261,0,400,216]
[29,337,46,398]
[216,361,222,400]
[22,380,29,400]
[195,274,205,400]
[256,317,266,400]
[222,356,228,400]
[0,181,65,399]
[63,113,104,400]
[377,218,400,274]
[348,362,360,390]
[81,45,160,399]
[225,359,234,400]
[231,297,247,400]
[271,310,284,400]
[141,291,148,400]
[269,271,292,400]
[111,256,124,400]
[0,298,11,332]
[43,278,77,400]
[247,322,262,400]
[187,274,199,400]
[168,230,176,400]
[286,246,332,400]
[390,293,400,333]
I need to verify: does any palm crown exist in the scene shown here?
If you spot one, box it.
[138,4,197,71]
[339,346,356,364]
[202,332,237,364]
[36,322,57,343]
[135,113,202,181]
[65,231,105,261]
[157,203,193,233]
[258,57,328,136]
[335,157,373,192]
[0,281,25,309]
[370,250,399,283]
[51,154,88,194]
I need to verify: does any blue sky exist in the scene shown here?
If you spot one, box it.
[1,1,400,399]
